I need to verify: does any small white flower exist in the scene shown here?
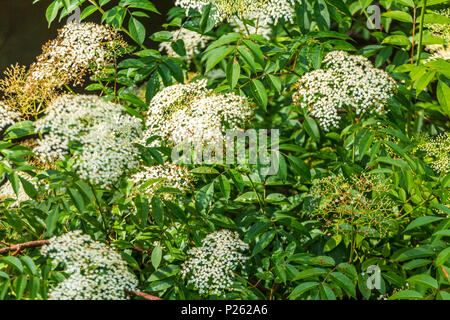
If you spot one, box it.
[293,51,397,131]
[175,0,297,25]
[28,22,125,87]
[142,80,252,147]
[417,132,450,174]
[0,101,19,132]
[41,231,138,300]
[34,95,142,188]
[181,229,248,296]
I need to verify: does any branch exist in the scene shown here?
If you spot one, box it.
[125,289,162,300]
[0,240,50,255]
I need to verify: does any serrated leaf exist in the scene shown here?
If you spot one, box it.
[151,246,162,270]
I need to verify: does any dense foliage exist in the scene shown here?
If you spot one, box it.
[0,0,449,300]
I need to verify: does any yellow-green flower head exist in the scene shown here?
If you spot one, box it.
[175,0,297,25]
[426,8,450,42]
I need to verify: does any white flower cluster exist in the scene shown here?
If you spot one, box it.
[28,22,124,87]
[143,79,251,146]
[424,9,450,61]
[159,28,210,64]
[41,231,138,300]
[130,163,194,201]
[293,51,397,131]
[34,95,142,187]
[0,101,19,132]
[181,229,248,296]
[417,132,450,174]
[175,0,296,25]
[425,44,450,61]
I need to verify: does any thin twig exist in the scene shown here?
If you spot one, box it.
[125,289,162,300]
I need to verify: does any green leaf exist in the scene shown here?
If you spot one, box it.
[237,46,259,72]
[129,17,146,45]
[14,275,27,300]
[151,246,163,270]
[330,272,356,298]
[395,247,434,262]
[424,13,450,25]
[81,5,98,20]
[408,274,438,289]
[277,153,287,183]
[252,231,275,256]
[415,71,436,97]
[319,283,337,300]
[235,191,259,203]
[206,33,242,52]
[21,256,37,276]
[265,193,287,203]
[267,74,281,93]
[45,208,59,236]
[324,0,352,16]
[287,155,311,179]
[243,39,264,65]
[148,265,180,282]
[151,196,164,226]
[437,80,450,115]
[382,11,413,23]
[228,169,245,192]
[226,59,240,89]
[150,31,173,42]
[120,252,141,271]
[290,282,318,299]
[146,73,160,103]
[195,183,214,213]
[403,259,432,270]
[389,290,423,300]
[134,195,149,226]
[304,116,320,142]
[217,175,231,200]
[324,235,342,252]
[250,79,268,110]
[244,221,271,243]
[205,46,234,73]
[382,35,411,46]
[68,187,84,213]
[293,268,327,281]
[405,216,443,232]
[436,247,450,266]
[200,3,212,33]
[124,0,159,13]
[314,0,330,31]
[46,1,62,27]
[8,172,20,197]
[191,167,219,174]
[1,256,23,273]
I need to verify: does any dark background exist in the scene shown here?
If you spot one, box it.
[0,0,174,71]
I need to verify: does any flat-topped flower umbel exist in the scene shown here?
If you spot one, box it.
[181,229,249,296]
[293,50,397,131]
[143,79,252,147]
[41,231,138,300]
[34,95,142,188]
